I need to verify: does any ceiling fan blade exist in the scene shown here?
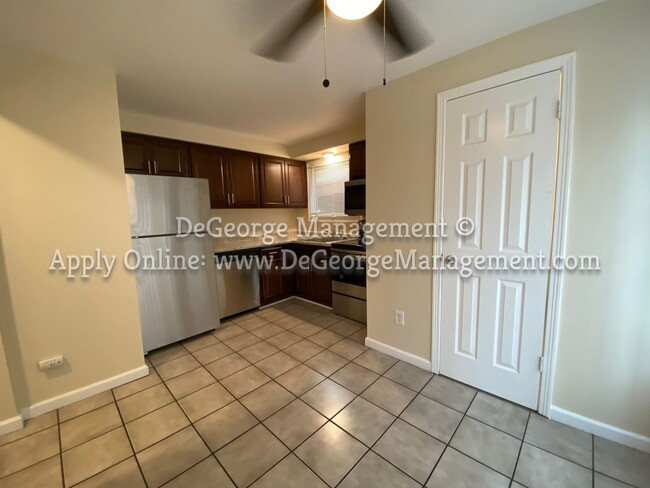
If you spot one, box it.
[252,0,323,62]
[368,0,432,60]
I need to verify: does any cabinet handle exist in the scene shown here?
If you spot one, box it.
[287,195,291,205]
[151,160,157,174]
[227,193,232,205]
[230,193,234,205]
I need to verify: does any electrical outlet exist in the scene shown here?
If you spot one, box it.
[395,310,405,326]
[39,356,64,371]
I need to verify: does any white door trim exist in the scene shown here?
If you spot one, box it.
[431,53,576,416]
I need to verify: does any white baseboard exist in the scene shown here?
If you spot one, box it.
[365,337,432,371]
[550,405,650,453]
[20,365,149,420]
[0,415,24,436]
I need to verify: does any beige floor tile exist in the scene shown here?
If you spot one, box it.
[400,395,463,443]
[427,448,509,488]
[148,344,188,367]
[165,367,215,399]
[383,361,433,392]
[137,427,210,487]
[265,331,303,350]
[525,413,593,468]
[60,404,123,451]
[237,315,271,331]
[204,353,250,380]
[0,411,57,447]
[307,329,345,348]
[305,350,349,376]
[222,332,262,351]
[178,382,235,423]
[75,457,145,488]
[347,329,367,344]
[594,473,634,488]
[239,342,280,363]
[373,419,445,484]
[59,390,114,422]
[255,352,300,378]
[421,375,477,413]
[295,423,367,487]
[333,397,395,446]
[0,455,61,488]
[194,402,259,451]
[182,333,218,352]
[164,456,234,487]
[514,443,592,488]
[594,436,650,488]
[361,377,416,415]
[126,403,190,452]
[250,323,285,340]
[251,454,327,488]
[240,382,296,420]
[113,370,162,400]
[220,366,271,398]
[301,379,356,418]
[0,426,60,478]
[264,400,327,449]
[450,417,521,477]
[353,349,398,375]
[467,392,529,438]
[309,314,342,328]
[328,338,367,360]
[328,321,363,338]
[63,427,133,487]
[155,354,201,381]
[293,308,324,321]
[213,324,247,341]
[192,343,233,365]
[274,315,304,329]
[216,425,289,488]
[330,362,379,394]
[283,340,324,362]
[117,383,174,423]
[290,322,322,338]
[275,365,324,396]
[339,451,420,488]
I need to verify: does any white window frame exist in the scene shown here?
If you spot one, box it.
[307,153,355,221]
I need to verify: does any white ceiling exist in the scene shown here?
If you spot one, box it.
[0,0,602,146]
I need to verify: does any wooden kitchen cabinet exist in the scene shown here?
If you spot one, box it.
[293,245,332,306]
[260,247,288,305]
[260,157,308,208]
[348,140,366,180]
[223,150,260,208]
[121,132,191,177]
[190,144,228,208]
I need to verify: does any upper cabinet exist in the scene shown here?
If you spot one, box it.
[122,132,191,177]
[223,150,260,208]
[348,140,366,180]
[260,157,308,208]
[190,144,228,208]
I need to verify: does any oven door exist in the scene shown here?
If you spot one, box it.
[331,250,367,323]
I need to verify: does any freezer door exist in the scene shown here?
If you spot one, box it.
[131,234,219,352]
[127,174,211,237]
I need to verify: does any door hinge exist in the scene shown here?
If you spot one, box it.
[556,100,562,119]
[538,356,545,372]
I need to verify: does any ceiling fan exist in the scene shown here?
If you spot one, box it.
[252,0,432,86]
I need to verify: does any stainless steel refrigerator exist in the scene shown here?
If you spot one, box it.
[126,174,220,353]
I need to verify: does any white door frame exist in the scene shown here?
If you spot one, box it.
[431,53,576,416]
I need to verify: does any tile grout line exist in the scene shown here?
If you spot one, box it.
[509,410,531,486]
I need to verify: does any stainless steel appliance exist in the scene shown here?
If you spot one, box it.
[331,239,367,323]
[344,179,366,216]
[215,249,261,318]
[127,174,220,353]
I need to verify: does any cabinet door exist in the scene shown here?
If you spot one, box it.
[149,138,191,177]
[190,145,228,208]
[311,248,332,306]
[349,140,366,180]
[260,248,285,305]
[285,160,308,208]
[224,151,260,208]
[294,245,313,301]
[260,157,287,207]
[122,133,151,174]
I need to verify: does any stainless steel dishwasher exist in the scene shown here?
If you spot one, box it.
[215,249,261,319]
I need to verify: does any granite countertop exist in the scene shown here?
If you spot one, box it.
[213,236,348,254]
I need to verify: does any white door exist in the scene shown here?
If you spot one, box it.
[440,71,561,409]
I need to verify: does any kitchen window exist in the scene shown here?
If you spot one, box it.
[308,156,350,218]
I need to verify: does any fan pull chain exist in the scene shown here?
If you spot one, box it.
[383,0,387,86]
[322,0,330,88]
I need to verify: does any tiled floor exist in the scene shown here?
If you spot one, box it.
[1,298,648,487]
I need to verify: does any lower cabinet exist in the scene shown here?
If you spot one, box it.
[259,245,332,307]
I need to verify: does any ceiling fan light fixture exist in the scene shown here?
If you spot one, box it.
[326,0,383,20]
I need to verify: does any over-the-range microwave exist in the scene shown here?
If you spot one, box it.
[344,179,366,216]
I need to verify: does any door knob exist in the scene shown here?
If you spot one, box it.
[444,255,457,266]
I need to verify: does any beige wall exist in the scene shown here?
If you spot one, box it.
[366,0,650,437]
[0,46,145,415]
[0,333,18,422]
[120,110,289,158]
